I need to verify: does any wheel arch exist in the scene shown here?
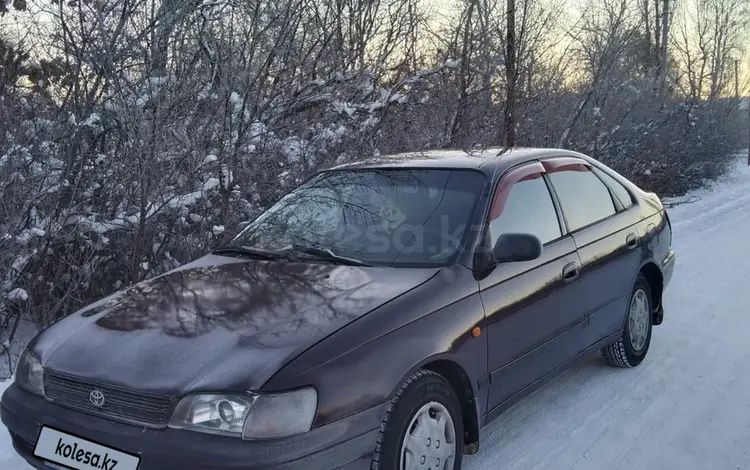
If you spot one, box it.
[395,356,481,455]
[639,261,663,323]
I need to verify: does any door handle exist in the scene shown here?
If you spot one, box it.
[562,262,579,283]
[626,233,638,250]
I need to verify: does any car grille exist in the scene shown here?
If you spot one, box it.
[43,370,174,427]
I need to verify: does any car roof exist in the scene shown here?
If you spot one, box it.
[325,147,590,176]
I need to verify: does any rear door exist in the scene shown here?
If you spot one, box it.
[480,162,587,413]
[542,158,641,346]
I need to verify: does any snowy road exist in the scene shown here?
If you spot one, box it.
[3,159,750,470]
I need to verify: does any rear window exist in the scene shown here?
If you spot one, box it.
[548,167,616,231]
[592,167,634,209]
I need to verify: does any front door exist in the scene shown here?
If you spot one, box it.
[479,162,587,413]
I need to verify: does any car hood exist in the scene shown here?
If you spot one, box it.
[31,254,439,395]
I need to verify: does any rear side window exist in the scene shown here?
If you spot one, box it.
[489,174,562,245]
[592,167,634,209]
[548,167,616,231]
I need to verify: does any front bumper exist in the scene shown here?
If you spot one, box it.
[1,383,381,470]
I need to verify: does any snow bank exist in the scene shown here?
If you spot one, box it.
[0,380,33,469]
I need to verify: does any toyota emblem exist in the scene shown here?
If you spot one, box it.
[89,390,105,407]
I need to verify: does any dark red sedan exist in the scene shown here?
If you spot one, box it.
[2,148,675,470]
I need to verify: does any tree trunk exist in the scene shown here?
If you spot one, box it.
[659,0,670,97]
[505,0,517,147]
[643,0,652,74]
[654,0,661,69]
[445,0,476,147]
[735,59,740,99]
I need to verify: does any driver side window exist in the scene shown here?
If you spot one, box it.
[488,173,562,246]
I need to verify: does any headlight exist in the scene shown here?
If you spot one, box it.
[15,349,45,397]
[168,387,317,440]
[242,388,318,440]
[168,394,257,436]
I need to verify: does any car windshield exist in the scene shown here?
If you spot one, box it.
[227,168,486,267]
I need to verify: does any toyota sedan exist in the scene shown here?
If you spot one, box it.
[1,147,675,470]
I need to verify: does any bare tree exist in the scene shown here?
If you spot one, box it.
[559,0,640,148]
[659,0,670,96]
[673,0,750,100]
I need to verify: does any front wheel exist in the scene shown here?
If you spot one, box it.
[602,274,653,368]
[371,370,464,470]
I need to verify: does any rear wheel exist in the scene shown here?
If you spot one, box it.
[602,274,653,368]
[371,370,464,470]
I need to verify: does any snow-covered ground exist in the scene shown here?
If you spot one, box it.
[2,158,750,469]
[0,380,22,469]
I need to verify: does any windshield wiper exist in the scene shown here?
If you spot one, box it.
[287,244,373,267]
[211,245,293,261]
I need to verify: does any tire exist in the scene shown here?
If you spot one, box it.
[371,370,464,470]
[601,274,653,368]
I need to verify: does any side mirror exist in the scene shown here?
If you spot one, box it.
[492,233,543,263]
